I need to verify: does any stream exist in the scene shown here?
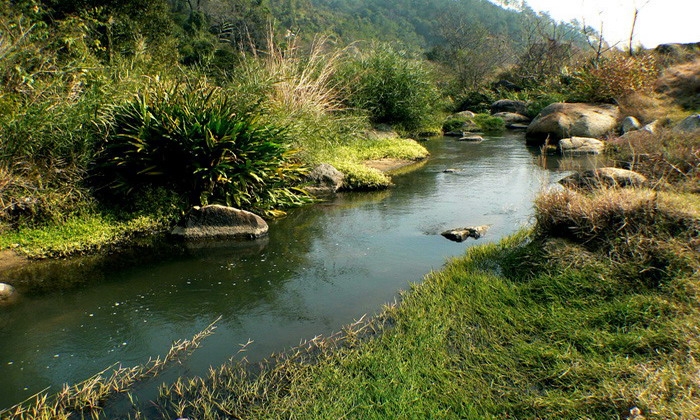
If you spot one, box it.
[0,132,602,409]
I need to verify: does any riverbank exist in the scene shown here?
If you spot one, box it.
[6,178,698,418]
[0,135,428,263]
[153,187,699,419]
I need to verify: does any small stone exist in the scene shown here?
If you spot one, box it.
[441,225,490,242]
[444,131,464,137]
[458,135,484,142]
[676,113,700,133]
[443,168,462,173]
[305,163,344,193]
[507,123,529,130]
[621,116,642,133]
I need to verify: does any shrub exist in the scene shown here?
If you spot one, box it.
[569,54,660,103]
[607,128,700,190]
[473,114,505,132]
[338,45,440,131]
[96,86,310,213]
[442,117,469,133]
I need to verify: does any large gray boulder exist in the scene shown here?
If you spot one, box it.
[305,163,344,193]
[491,99,528,115]
[171,205,268,239]
[559,168,647,190]
[0,283,16,305]
[558,137,604,155]
[526,103,620,144]
[676,114,700,132]
[492,112,531,125]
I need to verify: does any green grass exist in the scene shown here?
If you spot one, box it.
[0,212,172,259]
[318,136,429,190]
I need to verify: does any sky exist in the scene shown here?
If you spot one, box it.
[520,0,700,48]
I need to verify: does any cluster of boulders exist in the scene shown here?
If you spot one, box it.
[449,97,700,157]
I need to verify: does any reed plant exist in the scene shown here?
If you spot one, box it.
[1,318,220,420]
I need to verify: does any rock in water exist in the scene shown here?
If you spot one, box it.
[171,205,268,240]
[492,112,531,125]
[305,163,344,194]
[458,135,484,142]
[559,168,647,190]
[441,225,490,242]
[526,103,619,144]
[0,283,16,304]
[558,137,604,155]
[491,99,528,115]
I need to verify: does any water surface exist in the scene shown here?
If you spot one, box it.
[0,133,601,408]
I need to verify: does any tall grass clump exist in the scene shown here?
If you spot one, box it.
[96,84,310,214]
[607,128,700,191]
[338,44,441,132]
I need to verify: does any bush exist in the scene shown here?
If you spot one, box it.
[473,114,505,132]
[338,45,440,131]
[569,54,660,103]
[607,128,700,190]
[442,117,469,132]
[96,86,310,213]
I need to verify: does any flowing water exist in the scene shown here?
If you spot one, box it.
[0,132,602,409]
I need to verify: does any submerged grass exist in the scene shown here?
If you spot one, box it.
[1,318,220,420]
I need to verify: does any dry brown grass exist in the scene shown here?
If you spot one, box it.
[655,57,700,110]
[536,188,699,242]
[607,128,700,191]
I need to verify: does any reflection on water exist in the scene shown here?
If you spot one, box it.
[0,132,602,408]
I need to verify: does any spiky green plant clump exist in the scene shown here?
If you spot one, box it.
[97,86,310,214]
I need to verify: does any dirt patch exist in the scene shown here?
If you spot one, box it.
[0,250,28,274]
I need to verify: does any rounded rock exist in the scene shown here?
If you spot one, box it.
[0,283,17,304]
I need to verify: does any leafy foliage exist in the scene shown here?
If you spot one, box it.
[473,114,505,132]
[97,86,310,212]
[338,45,440,131]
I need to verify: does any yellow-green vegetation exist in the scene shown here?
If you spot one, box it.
[0,213,169,259]
[321,137,430,190]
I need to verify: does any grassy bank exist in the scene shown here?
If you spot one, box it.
[150,187,699,419]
